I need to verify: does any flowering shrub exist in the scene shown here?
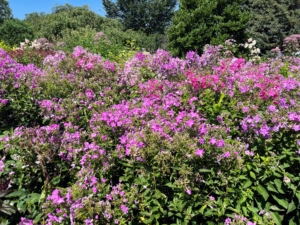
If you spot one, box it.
[0,43,299,224]
[218,38,261,62]
[7,48,56,68]
[282,34,300,55]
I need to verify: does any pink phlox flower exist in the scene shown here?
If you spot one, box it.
[209,137,217,145]
[223,151,231,158]
[216,139,225,148]
[47,189,65,205]
[186,188,192,195]
[120,205,129,214]
[186,119,194,127]
[195,149,205,158]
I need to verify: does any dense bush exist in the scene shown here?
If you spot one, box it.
[99,18,166,53]
[23,4,103,41]
[54,26,126,60]
[0,43,299,225]
[167,0,250,57]
[0,19,34,46]
[54,22,166,60]
[0,40,16,51]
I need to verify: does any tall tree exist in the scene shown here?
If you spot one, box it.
[102,0,177,35]
[23,4,104,40]
[167,0,250,57]
[242,0,300,54]
[0,0,12,25]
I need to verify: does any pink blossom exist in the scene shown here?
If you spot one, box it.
[223,151,231,158]
[120,205,129,214]
[186,188,192,195]
[195,149,205,158]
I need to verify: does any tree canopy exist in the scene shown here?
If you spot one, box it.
[0,18,34,46]
[167,0,250,57]
[102,0,177,35]
[242,0,300,54]
[24,4,104,40]
[0,0,12,25]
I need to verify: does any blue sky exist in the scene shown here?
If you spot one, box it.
[8,0,106,20]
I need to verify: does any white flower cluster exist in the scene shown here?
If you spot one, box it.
[240,38,261,62]
[19,38,54,50]
[243,38,261,55]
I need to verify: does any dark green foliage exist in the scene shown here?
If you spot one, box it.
[167,0,250,57]
[22,12,47,38]
[242,0,300,54]
[23,4,104,41]
[100,18,167,52]
[0,0,12,25]
[102,0,177,35]
[0,19,34,46]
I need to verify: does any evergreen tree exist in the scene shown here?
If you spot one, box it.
[102,0,177,35]
[167,0,250,57]
[242,0,300,54]
[0,0,12,25]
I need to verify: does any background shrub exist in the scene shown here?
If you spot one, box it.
[23,4,103,41]
[0,19,34,46]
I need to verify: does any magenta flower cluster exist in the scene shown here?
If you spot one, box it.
[0,43,299,224]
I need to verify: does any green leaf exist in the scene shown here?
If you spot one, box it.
[39,189,46,205]
[143,215,154,224]
[287,201,296,214]
[272,195,288,209]
[0,190,14,198]
[274,179,285,194]
[242,206,248,216]
[246,164,252,170]
[267,183,278,193]
[34,213,43,223]
[289,217,297,225]
[227,188,235,193]
[165,183,177,189]
[199,205,207,214]
[237,196,247,205]
[247,206,259,213]
[227,206,240,213]
[17,200,26,212]
[204,209,216,217]
[25,193,41,204]
[250,171,256,179]
[270,211,283,225]
[120,162,134,167]
[178,201,187,212]
[153,213,160,220]
[294,194,300,211]
[199,169,211,173]
[242,180,252,189]
[5,189,25,198]
[273,172,282,178]
[168,212,174,217]
[175,213,182,218]
[257,184,269,201]
[270,205,284,211]
[51,176,61,185]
